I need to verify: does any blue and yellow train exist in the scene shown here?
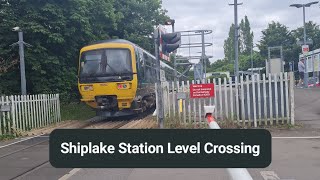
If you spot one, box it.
[78,39,183,117]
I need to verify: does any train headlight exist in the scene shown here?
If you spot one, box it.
[117,83,131,90]
[82,85,94,91]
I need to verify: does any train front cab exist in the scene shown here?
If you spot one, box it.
[78,42,138,117]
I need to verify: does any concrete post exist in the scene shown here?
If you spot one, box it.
[234,0,239,77]
[18,31,27,95]
[154,28,164,129]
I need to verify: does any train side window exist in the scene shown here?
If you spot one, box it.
[135,52,142,80]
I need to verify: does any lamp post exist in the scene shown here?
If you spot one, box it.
[290,1,319,88]
[164,19,175,33]
[12,27,27,95]
[229,0,243,78]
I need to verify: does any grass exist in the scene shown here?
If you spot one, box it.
[162,114,300,130]
[60,102,95,121]
[0,134,16,141]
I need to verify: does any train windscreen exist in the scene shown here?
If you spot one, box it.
[79,48,132,83]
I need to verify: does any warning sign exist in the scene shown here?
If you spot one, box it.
[302,45,309,55]
[190,84,215,99]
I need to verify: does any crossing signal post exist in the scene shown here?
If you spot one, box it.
[160,32,181,81]
[154,26,181,128]
[161,32,181,54]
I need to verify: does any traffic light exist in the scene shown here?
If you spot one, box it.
[161,32,181,54]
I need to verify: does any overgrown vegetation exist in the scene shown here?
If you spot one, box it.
[0,0,169,102]
[60,102,95,121]
[163,114,299,130]
[0,134,16,141]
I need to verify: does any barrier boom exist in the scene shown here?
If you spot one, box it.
[204,106,253,180]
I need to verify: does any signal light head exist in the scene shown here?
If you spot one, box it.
[161,32,181,54]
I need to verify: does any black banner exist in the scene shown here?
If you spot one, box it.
[49,129,271,168]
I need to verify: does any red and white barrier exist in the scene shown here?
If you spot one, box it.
[204,106,253,180]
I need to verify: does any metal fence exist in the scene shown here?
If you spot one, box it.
[0,94,61,135]
[157,72,295,127]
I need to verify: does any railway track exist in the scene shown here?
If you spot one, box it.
[1,109,156,180]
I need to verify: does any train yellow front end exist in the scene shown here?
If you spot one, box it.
[78,40,139,117]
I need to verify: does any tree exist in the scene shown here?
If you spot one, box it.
[224,24,236,62]
[239,16,254,54]
[292,21,320,50]
[112,0,169,52]
[210,58,234,73]
[258,21,296,61]
[0,56,18,75]
[0,0,169,101]
[224,16,254,61]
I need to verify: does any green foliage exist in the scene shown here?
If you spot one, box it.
[258,21,296,60]
[208,74,228,84]
[292,21,320,50]
[217,20,320,73]
[239,16,254,54]
[224,16,254,61]
[0,134,16,141]
[257,21,320,71]
[0,0,168,102]
[61,102,95,121]
[224,24,236,61]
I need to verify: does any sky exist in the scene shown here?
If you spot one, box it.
[161,0,320,63]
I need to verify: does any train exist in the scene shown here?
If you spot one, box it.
[78,39,184,117]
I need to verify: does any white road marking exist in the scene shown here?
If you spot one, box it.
[0,134,45,149]
[260,171,280,180]
[272,136,320,139]
[59,168,82,180]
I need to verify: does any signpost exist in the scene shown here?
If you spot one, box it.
[0,105,11,112]
[190,84,215,99]
[302,45,309,55]
[154,25,181,128]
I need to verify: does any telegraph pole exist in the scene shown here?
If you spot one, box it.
[229,0,243,77]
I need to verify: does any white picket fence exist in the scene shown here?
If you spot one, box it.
[0,94,61,135]
[158,72,295,127]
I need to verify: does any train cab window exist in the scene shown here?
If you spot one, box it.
[79,49,132,83]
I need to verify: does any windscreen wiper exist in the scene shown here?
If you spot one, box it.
[121,76,132,81]
[101,51,118,75]
[106,63,118,75]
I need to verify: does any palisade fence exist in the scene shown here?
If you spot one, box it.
[156,72,295,127]
[0,94,61,135]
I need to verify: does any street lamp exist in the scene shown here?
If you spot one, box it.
[290,1,319,88]
[11,27,27,95]
[11,27,32,95]
[164,19,175,33]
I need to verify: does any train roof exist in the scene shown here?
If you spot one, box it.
[87,39,186,77]
[89,39,134,46]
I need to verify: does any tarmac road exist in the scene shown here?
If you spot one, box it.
[0,133,319,180]
[0,88,319,180]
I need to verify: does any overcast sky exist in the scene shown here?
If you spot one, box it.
[162,0,320,63]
